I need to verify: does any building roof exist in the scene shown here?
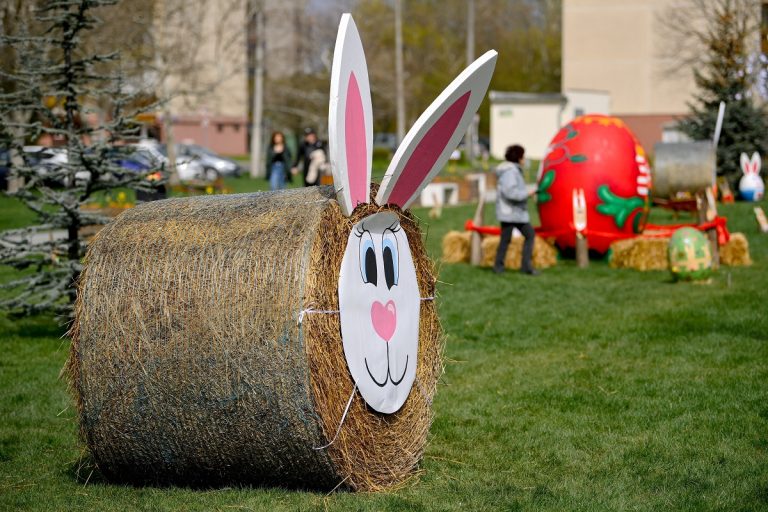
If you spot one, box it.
[489,91,567,105]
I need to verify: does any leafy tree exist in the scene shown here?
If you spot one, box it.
[675,0,768,186]
[0,0,159,317]
[240,1,561,142]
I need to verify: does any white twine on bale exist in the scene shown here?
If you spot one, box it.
[415,376,433,406]
[313,374,434,451]
[297,297,434,325]
[297,308,340,325]
[301,295,436,449]
[314,383,357,450]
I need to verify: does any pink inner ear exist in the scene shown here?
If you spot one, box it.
[387,91,471,207]
[345,72,368,208]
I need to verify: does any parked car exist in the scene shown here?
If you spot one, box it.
[135,140,207,182]
[176,143,241,178]
[22,146,72,185]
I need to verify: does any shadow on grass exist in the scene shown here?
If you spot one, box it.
[0,313,68,340]
[64,451,344,495]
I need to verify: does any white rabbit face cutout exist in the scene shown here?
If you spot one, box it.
[338,212,420,414]
[327,13,496,413]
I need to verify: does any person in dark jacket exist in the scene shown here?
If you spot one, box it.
[266,131,291,191]
[292,127,326,186]
[494,144,538,275]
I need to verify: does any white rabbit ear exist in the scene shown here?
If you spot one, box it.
[750,152,761,174]
[375,50,497,209]
[740,153,750,175]
[328,14,373,217]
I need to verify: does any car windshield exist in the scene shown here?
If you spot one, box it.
[187,144,216,157]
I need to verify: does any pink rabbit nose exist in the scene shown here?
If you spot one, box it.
[371,300,397,342]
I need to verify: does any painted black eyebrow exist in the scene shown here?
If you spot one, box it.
[385,219,401,233]
[353,223,371,238]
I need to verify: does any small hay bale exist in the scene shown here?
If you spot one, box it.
[68,187,442,491]
[609,237,669,270]
[480,235,557,269]
[720,232,752,266]
[441,230,471,263]
[610,232,753,270]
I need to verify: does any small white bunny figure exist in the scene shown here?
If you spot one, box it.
[330,14,496,413]
[739,152,764,202]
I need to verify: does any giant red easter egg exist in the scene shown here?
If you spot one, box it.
[536,114,651,253]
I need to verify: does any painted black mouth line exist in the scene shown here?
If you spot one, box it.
[365,359,388,387]
[390,355,408,385]
[364,343,409,387]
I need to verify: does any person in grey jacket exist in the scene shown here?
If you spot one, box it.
[495,144,538,275]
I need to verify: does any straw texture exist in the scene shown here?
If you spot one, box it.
[609,237,668,270]
[441,230,471,263]
[479,235,558,269]
[68,186,442,491]
[719,233,752,266]
[610,232,752,270]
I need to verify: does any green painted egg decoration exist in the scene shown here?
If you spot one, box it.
[668,227,712,281]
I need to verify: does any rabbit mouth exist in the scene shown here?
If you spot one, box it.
[364,344,408,387]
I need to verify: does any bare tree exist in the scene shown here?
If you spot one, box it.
[659,0,767,183]
[656,0,761,77]
[0,0,159,317]
[127,0,249,180]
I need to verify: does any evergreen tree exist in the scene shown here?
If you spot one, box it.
[678,0,768,187]
[0,0,160,317]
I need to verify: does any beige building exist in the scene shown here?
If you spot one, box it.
[562,0,763,152]
[489,89,610,161]
[156,0,250,155]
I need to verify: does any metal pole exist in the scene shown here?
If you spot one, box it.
[249,4,265,178]
[156,0,178,184]
[465,0,475,165]
[395,0,405,146]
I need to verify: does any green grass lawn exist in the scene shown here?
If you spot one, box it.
[1,183,767,511]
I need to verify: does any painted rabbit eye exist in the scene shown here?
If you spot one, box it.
[382,230,399,289]
[359,231,377,285]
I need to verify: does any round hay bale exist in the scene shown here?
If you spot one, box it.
[68,187,442,491]
[441,230,471,263]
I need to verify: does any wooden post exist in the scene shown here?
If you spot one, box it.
[576,233,589,268]
[573,188,588,268]
[755,206,768,233]
[470,179,484,266]
[696,190,719,268]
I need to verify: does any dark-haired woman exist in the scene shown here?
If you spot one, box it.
[266,131,292,191]
[494,144,538,275]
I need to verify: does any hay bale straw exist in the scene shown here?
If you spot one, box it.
[479,235,557,269]
[68,187,442,491]
[609,237,669,270]
[720,232,752,266]
[441,230,471,263]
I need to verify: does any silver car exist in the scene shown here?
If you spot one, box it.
[176,144,241,179]
[135,141,208,182]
